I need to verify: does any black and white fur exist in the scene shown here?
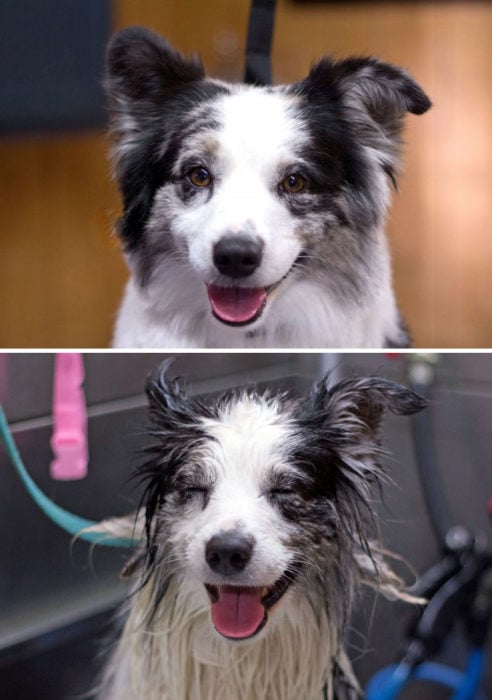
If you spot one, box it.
[94,365,426,699]
[106,27,431,348]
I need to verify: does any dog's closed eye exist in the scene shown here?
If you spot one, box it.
[265,474,307,502]
[175,485,211,509]
[181,485,209,497]
[269,486,296,497]
[173,472,212,505]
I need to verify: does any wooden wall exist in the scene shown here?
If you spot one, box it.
[1,0,491,348]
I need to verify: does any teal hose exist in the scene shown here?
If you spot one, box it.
[0,403,137,548]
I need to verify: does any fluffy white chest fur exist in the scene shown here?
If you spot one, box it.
[105,27,430,349]
[113,266,402,349]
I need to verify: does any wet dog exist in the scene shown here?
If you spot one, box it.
[96,365,425,699]
[105,27,430,348]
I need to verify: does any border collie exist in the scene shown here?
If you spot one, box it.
[94,365,426,699]
[105,27,431,348]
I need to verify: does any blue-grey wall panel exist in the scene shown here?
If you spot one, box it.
[0,1,111,135]
[0,353,297,422]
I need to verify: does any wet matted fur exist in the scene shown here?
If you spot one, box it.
[105,27,431,348]
[93,365,426,699]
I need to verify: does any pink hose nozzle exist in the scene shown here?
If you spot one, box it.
[50,353,88,481]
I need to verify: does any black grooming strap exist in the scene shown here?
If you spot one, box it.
[244,0,277,85]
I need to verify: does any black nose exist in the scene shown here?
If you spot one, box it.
[205,531,255,576]
[213,235,263,278]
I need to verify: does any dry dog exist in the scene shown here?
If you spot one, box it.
[106,28,430,348]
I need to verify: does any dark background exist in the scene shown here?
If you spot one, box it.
[0,2,109,134]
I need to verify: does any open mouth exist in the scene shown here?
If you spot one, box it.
[206,281,279,327]
[204,570,294,640]
[206,256,302,327]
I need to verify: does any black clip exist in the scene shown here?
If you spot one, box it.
[401,527,492,668]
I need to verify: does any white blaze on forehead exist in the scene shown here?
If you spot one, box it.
[181,395,298,583]
[216,88,305,172]
[200,395,294,482]
[195,395,300,530]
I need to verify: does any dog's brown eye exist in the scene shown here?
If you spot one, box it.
[189,166,212,188]
[281,173,306,194]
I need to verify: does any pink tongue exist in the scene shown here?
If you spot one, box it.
[207,285,266,324]
[211,586,265,639]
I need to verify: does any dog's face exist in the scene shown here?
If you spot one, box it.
[135,365,425,642]
[106,28,430,331]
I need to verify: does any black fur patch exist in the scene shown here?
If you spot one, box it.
[105,26,230,251]
[106,27,205,102]
[302,55,431,134]
[288,83,372,204]
[115,84,229,251]
[288,376,426,549]
[134,363,214,562]
[290,55,431,231]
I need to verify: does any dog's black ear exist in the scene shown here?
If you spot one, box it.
[106,26,204,108]
[105,27,204,172]
[293,375,425,519]
[145,359,191,420]
[293,376,425,543]
[298,375,425,452]
[321,375,425,441]
[300,56,430,135]
[145,359,214,437]
[105,28,205,252]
